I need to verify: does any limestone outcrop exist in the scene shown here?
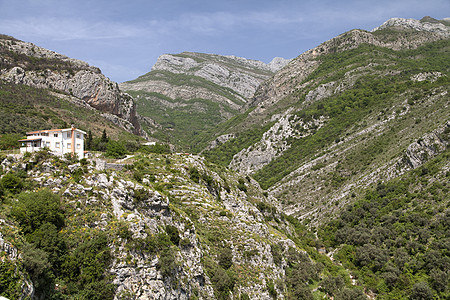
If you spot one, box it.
[121,52,290,102]
[0,37,140,134]
[0,151,307,299]
[372,17,450,38]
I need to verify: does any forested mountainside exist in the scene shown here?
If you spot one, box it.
[120,52,289,150]
[319,150,449,299]
[0,34,140,134]
[0,16,449,300]
[204,16,449,225]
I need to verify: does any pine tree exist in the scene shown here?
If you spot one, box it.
[86,130,93,150]
[101,129,108,144]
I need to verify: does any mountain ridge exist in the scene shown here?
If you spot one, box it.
[120,52,290,150]
[203,17,449,227]
[0,16,449,300]
[0,35,141,135]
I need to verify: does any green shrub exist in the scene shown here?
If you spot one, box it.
[335,287,367,300]
[117,222,133,240]
[165,225,180,246]
[157,247,178,278]
[410,282,433,300]
[22,243,54,298]
[0,172,23,193]
[61,233,113,298]
[218,247,233,270]
[237,178,247,192]
[189,167,200,183]
[271,244,282,266]
[211,267,235,299]
[0,259,23,299]
[105,140,127,158]
[11,188,64,234]
[267,280,277,299]
[179,238,191,249]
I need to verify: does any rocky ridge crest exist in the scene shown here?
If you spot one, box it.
[372,17,450,37]
[249,18,449,110]
[0,37,140,134]
[147,52,290,99]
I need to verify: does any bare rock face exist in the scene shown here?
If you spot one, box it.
[372,17,450,38]
[121,52,290,102]
[203,133,236,151]
[402,122,449,169]
[229,114,328,174]
[0,38,140,134]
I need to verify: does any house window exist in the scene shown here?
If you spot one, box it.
[67,143,71,149]
[76,144,81,149]
[76,133,81,139]
[45,142,50,147]
[54,133,58,137]
[55,142,60,148]
[67,132,72,138]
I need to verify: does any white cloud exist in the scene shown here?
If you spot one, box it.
[0,17,149,41]
[0,8,308,43]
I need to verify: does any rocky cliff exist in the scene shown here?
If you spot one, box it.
[372,16,450,37]
[0,35,140,134]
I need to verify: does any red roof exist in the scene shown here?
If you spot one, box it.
[26,127,86,135]
[18,137,42,142]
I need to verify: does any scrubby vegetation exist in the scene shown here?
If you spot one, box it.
[205,39,450,189]
[319,151,450,299]
[0,153,115,299]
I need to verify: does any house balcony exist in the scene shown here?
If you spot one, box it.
[18,137,42,154]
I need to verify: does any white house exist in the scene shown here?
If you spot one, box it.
[19,126,86,159]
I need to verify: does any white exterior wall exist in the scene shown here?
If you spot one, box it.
[20,128,85,159]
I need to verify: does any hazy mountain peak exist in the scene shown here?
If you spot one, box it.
[151,52,290,74]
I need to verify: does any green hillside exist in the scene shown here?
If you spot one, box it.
[205,39,449,188]
[319,149,450,299]
[127,87,239,151]
[0,81,139,146]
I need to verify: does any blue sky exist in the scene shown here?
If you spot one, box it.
[0,0,448,83]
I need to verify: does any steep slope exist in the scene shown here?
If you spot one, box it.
[319,149,450,299]
[0,150,365,300]
[0,35,140,134]
[120,52,290,150]
[203,17,450,225]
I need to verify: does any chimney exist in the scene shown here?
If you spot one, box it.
[71,125,75,157]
